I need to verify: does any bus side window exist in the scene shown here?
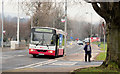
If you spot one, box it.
[62,35,65,46]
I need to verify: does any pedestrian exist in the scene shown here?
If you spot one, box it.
[84,42,92,62]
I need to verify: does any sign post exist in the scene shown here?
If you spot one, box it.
[102,22,106,52]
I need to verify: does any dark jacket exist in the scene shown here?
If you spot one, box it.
[84,45,91,54]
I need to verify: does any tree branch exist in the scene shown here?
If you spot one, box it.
[92,3,109,22]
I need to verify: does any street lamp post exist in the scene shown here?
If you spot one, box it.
[30,14,33,43]
[1,0,4,48]
[85,12,92,37]
[85,12,92,44]
[64,0,67,56]
[17,0,20,44]
[91,13,92,37]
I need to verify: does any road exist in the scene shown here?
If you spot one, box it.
[1,42,103,72]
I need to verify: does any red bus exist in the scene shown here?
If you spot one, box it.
[29,27,66,57]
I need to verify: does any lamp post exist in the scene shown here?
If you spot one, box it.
[64,0,67,56]
[85,12,93,44]
[30,13,33,43]
[91,13,92,37]
[17,0,20,44]
[1,0,4,48]
[85,12,92,37]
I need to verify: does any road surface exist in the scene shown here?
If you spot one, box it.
[0,42,103,72]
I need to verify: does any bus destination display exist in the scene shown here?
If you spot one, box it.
[35,28,53,33]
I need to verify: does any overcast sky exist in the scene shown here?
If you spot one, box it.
[67,2,104,24]
[0,0,104,24]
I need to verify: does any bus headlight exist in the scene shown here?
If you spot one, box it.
[29,49,34,52]
[48,51,55,53]
[49,51,53,53]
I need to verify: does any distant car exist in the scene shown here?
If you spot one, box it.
[77,40,83,45]
[83,38,90,44]
[83,39,86,42]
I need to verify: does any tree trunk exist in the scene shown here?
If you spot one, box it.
[103,22,120,68]
[92,2,120,69]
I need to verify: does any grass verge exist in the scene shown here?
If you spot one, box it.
[92,42,107,51]
[95,52,106,61]
[92,42,107,61]
[73,67,120,73]
[95,42,107,61]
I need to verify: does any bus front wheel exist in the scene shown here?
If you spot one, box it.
[33,54,37,58]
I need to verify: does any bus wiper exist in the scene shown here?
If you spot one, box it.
[36,39,43,46]
[44,40,49,49]
[46,45,49,49]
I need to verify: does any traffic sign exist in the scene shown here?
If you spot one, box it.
[61,19,65,23]
[3,30,6,34]
[70,37,73,39]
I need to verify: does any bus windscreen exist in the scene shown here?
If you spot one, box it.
[32,32,56,46]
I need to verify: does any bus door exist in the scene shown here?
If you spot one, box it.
[58,34,64,55]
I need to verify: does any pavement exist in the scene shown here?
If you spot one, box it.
[0,47,28,52]
[0,42,103,73]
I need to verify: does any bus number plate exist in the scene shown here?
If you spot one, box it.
[39,53,44,55]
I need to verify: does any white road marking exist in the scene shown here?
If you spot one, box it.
[49,62,77,66]
[15,59,58,69]
[30,60,58,68]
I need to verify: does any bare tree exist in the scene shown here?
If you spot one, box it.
[20,20,31,42]
[0,15,30,43]
[21,2,64,29]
